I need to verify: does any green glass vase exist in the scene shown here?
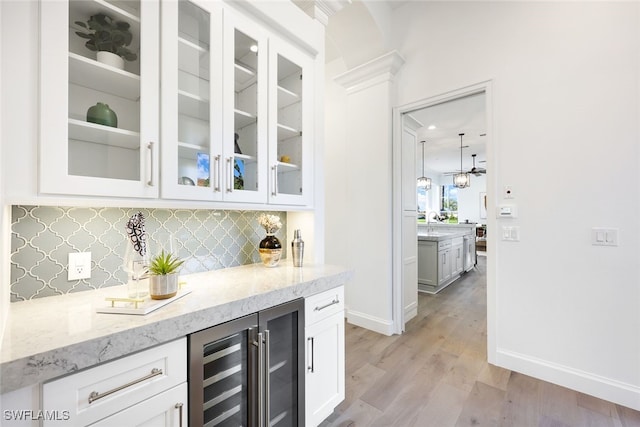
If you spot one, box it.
[87,102,118,128]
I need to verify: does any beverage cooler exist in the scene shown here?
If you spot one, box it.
[188,299,304,426]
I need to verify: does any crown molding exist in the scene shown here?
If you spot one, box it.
[294,0,351,26]
[334,50,405,93]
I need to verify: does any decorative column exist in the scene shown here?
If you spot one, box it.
[332,51,405,335]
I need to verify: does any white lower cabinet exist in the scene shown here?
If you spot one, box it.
[305,286,345,427]
[42,338,187,427]
[452,239,464,277]
[90,383,186,427]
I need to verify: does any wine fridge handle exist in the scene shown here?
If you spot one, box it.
[175,402,183,427]
[265,329,271,426]
[257,331,264,427]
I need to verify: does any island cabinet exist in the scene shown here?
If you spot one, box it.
[38,0,317,207]
[305,286,345,426]
[418,237,464,294]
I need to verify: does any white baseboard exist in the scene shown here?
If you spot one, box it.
[496,348,640,411]
[404,302,417,323]
[346,309,395,336]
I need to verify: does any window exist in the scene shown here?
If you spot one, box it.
[440,185,459,223]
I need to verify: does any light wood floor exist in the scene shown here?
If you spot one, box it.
[320,256,640,427]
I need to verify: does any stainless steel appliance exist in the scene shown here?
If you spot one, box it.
[463,234,476,272]
[189,299,304,426]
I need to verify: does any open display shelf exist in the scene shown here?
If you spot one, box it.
[70,0,141,37]
[277,85,299,109]
[178,36,209,71]
[69,53,141,100]
[178,142,208,159]
[234,109,257,129]
[235,153,257,164]
[68,118,140,149]
[178,90,209,121]
[277,123,300,141]
[277,161,299,171]
[234,62,256,89]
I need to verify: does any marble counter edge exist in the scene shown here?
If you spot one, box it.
[417,230,469,241]
[0,263,353,394]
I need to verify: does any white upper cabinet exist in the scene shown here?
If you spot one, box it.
[160,0,223,200]
[40,0,160,198]
[221,11,269,203]
[38,0,317,206]
[268,37,314,206]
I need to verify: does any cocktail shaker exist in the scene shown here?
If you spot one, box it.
[291,229,304,267]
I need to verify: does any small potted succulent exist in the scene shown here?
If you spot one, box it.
[75,13,137,69]
[148,250,184,300]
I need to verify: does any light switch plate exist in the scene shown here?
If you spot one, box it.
[68,252,91,280]
[592,228,618,246]
[501,226,520,241]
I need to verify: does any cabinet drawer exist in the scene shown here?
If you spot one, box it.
[42,338,186,426]
[438,240,452,250]
[305,286,345,325]
[451,237,464,246]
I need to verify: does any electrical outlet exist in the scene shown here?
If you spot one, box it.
[68,252,91,280]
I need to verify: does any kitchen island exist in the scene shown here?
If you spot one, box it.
[0,262,352,394]
[417,223,476,293]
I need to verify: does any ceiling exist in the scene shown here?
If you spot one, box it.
[408,92,487,175]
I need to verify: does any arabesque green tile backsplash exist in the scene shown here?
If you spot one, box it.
[10,206,287,301]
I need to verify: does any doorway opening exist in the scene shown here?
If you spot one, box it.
[391,81,495,362]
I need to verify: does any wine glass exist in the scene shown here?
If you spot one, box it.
[123,243,149,299]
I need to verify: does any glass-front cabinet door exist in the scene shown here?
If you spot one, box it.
[160,0,223,200]
[40,0,159,198]
[259,299,305,426]
[222,12,269,203]
[268,38,314,206]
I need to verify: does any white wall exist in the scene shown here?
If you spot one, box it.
[325,0,640,409]
[456,173,486,224]
[0,0,6,341]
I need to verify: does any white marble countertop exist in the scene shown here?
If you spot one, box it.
[417,230,469,242]
[0,261,353,394]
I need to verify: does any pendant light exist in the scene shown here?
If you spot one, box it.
[417,140,432,190]
[453,133,470,189]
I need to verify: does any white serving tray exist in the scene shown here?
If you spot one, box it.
[97,289,192,315]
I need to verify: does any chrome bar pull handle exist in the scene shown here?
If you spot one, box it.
[226,157,233,193]
[264,330,271,426]
[175,402,184,427]
[271,164,278,196]
[147,142,155,186]
[307,336,315,373]
[213,155,221,192]
[88,368,163,404]
[314,299,339,312]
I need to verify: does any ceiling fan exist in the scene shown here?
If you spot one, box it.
[469,154,486,176]
[444,154,487,176]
